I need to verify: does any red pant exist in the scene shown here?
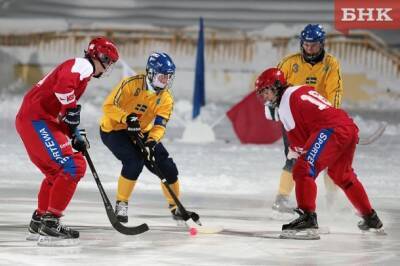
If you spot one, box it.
[15,116,86,216]
[292,125,372,215]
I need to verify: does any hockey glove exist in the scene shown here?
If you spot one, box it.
[287,147,304,160]
[62,105,81,133]
[143,139,157,162]
[126,113,142,137]
[72,129,90,152]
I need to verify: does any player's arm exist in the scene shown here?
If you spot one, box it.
[147,96,173,142]
[324,58,343,108]
[276,55,294,82]
[53,61,92,135]
[102,78,132,124]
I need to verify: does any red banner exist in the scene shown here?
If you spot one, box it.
[226,91,282,144]
[335,0,400,34]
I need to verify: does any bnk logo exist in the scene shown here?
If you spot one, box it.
[341,8,393,21]
[335,0,400,34]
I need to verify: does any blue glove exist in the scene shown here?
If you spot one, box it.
[72,129,90,152]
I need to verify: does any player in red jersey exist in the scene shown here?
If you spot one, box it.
[255,68,383,239]
[15,37,119,245]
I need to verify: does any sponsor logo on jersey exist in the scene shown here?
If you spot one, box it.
[306,129,333,177]
[55,91,76,105]
[60,142,70,149]
[32,121,77,178]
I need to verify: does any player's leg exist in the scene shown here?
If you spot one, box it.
[144,142,194,222]
[17,119,85,243]
[283,129,337,236]
[272,127,295,215]
[327,125,383,231]
[100,129,144,223]
[323,170,339,208]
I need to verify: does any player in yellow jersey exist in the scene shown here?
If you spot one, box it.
[100,52,196,223]
[270,24,343,217]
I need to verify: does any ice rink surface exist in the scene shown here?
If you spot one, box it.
[0,102,399,266]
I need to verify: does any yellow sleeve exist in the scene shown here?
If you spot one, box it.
[102,78,131,124]
[147,92,173,142]
[324,57,343,108]
[277,57,292,78]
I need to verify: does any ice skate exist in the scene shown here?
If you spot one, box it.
[169,204,201,226]
[37,213,80,246]
[115,201,128,223]
[280,209,320,240]
[26,210,41,241]
[358,209,385,235]
[270,194,296,221]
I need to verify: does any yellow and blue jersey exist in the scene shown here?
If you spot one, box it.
[277,52,343,108]
[100,74,173,142]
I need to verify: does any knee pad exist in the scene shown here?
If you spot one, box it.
[121,160,143,181]
[337,176,356,190]
[158,158,178,184]
[292,158,313,181]
[60,152,86,183]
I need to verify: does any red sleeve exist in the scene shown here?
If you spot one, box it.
[54,58,93,114]
[53,60,79,114]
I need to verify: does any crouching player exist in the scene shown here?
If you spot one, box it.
[255,68,384,239]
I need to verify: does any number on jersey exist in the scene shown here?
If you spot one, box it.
[300,90,332,110]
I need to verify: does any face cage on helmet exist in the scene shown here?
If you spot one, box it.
[300,40,324,61]
[148,69,175,91]
[97,53,114,68]
[256,86,279,107]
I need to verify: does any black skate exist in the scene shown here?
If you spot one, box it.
[280,209,320,240]
[115,201,128,223]
[37,213,79,246]
[169,204,201,226]
[26,210,41,241]
[358,209,385,234]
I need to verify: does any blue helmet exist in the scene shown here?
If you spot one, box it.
[300,24,326,44]
[300,24,326,63]
[146,52,176,91]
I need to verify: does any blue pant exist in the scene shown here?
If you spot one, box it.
[100,129,178,184]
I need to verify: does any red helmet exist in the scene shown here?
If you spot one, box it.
[255,68,287,94]
[86,37,119,67]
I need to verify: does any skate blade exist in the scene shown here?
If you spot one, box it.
[26,232,40,241]
[280,229,320,240]
[361,227,387,236]
[37,235,80,247]
[270,209,296,221]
